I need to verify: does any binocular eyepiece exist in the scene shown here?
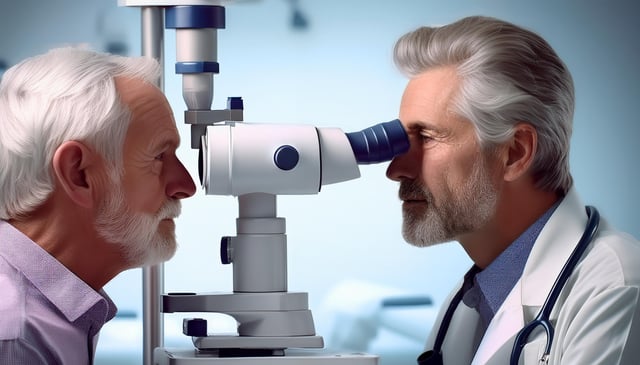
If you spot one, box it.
[346,119,409,164]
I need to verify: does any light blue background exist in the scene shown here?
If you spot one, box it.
[1,0,638,363]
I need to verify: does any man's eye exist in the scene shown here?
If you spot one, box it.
[155,152,165,161]
[419,132,434,143]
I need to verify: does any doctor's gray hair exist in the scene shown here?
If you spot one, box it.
[0,47,161,219]
[393,16,574,195]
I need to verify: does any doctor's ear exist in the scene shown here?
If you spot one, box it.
[52,141,98,209]
[503,123,537,182]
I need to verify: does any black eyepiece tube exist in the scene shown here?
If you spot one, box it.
[345,119,409,164]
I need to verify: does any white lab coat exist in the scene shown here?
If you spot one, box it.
[424,188,640,364]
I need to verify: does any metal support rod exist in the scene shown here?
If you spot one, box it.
[140,6,164,365]
[142,6,165,89]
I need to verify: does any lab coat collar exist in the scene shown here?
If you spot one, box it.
[472,187,588,364]
[520,187,588,307]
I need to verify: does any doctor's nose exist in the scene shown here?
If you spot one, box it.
[386,149,418,182]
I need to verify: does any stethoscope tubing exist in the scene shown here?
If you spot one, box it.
[510,205,600,364]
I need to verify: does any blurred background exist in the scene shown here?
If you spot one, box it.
[1,0,638,364]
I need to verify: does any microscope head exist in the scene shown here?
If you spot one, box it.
[160,4,410,196]
[199,119,409,196]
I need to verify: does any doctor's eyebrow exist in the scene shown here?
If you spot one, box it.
[407,120,447,135]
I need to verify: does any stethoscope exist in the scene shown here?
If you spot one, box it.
[417,205,600,365]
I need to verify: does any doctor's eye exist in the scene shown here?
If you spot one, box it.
[419,131,435,144]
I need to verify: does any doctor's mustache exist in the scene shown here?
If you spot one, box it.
[399,179,431,202]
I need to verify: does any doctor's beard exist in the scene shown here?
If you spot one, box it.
[399,156,499,248]
[94,178,182,268]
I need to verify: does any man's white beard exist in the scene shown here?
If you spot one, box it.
[94,178,181,267]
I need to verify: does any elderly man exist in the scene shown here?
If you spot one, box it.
[0,47,196,364]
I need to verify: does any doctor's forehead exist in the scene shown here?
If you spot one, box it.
[400,68,462,121]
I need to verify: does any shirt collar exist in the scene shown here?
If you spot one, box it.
[464,201,560,323]
[0,220,117,323]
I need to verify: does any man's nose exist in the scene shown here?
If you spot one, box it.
[167,157,197,199]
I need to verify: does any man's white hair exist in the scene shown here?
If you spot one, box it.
[0,47,161,219]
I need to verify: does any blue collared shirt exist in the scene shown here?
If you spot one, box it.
[462,202,560,329]
[0,220,117,365]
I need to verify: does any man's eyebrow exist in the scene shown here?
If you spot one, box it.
[151,135,181,152]
[407,120,446,133]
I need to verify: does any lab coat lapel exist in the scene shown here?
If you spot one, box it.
[471,188,587,364]
[520,188,587,307]
[471,281,523,365]
[441,301,484,365]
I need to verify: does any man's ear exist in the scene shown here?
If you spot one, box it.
[503,123,537,182]
[52,141,97,209]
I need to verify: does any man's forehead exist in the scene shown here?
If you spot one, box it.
[118,77,180,147]
[115,77,162,104]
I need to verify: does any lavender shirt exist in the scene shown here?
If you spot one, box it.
[0,220,117,365]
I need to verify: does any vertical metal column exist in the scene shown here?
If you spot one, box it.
[140,7,164,365]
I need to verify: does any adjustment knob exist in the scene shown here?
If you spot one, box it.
[183,318,208,337]
[220,236,233,265]
[273,145,299,171]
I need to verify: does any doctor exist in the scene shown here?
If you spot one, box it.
[386,16,640,364]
